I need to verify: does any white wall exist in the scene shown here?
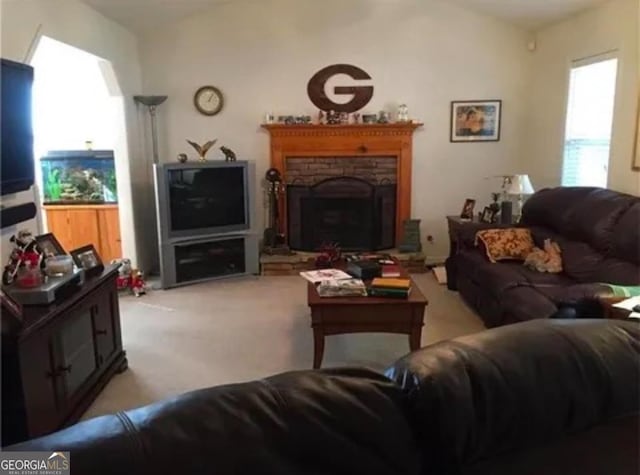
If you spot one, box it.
[0,0,148,269]
[139,0,531,262]
[525,0,639,195]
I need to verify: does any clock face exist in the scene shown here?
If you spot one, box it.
[194,86,223,116]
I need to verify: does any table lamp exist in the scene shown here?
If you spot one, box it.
[506,174,534,221]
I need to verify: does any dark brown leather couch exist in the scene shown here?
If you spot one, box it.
[6,319,639,475]
[453,187,640,327]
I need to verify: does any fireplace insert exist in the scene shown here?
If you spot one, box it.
[287,177,396,251]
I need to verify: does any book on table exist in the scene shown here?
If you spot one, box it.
[381,264,401,277]
[371,278,411,289]
[317,278,368,297]
[368,287,412,298]
[369,277,412,298]
[299,268,352,284]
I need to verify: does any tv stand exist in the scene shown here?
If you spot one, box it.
[1,264,126,446]
[158,233,259,289]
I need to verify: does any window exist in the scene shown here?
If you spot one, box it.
[561,53,618,187]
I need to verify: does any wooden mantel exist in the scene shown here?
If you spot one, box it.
[262,122,423,244]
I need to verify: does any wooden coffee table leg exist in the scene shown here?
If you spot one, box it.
[313,327,325,369]
[409,327,422,352]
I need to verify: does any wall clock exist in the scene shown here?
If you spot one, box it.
[194,85,224,116]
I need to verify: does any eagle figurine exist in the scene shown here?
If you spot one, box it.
[186,139,217,161]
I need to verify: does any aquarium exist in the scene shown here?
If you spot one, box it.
[41,150,117,204]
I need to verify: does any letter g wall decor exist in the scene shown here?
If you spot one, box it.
[307,64,374,113]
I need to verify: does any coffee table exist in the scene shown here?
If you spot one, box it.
[307,266,428,368]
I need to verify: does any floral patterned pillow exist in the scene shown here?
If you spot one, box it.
[475,228,535,263]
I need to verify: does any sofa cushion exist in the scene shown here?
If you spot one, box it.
[611,202,640,264]
[8,368,421,475]
[385,319,640,474]
[522,187,637,254]
[475,228,535,263]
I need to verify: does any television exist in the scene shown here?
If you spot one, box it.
[1,58,35,196]
[154,161,252,241]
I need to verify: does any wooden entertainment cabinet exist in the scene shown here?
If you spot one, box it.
[1,264,127,446]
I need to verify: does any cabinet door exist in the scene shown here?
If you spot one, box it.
[97,207,122,263]
[18,332,64,440]
[67,209,100,251]
[45,208,74,252]
[92,286,118,368]
[53,303,97,407]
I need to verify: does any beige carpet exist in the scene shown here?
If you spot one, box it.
[83,273,484,419]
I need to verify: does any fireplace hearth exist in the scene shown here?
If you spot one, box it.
[288,177,396,251]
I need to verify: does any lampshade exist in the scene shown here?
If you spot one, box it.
[506,174,534,195]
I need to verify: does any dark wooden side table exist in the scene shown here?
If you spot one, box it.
[598,297,635,320]
[445,216,511,290]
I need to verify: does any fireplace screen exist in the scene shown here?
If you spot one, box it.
[287,177,396,251]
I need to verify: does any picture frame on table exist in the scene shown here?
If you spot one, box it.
[450,100,502,142]
[35,233,66,258]
[70,244,104,277]
[1,288,23,322]
[460,199,476,220]
[480,206,496,224]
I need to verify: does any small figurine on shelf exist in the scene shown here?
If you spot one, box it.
[314,242,341,269]
[187,139,217,162]
[352,113,361,124]
[327,110,340,125]
[318,110,326,124]
[111,258,133,290]
[130,269,147,297]
[220,145,237,162]
[3,230,43,285]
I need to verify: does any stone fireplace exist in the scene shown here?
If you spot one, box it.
[286,157,396,251]
[262,123,421,252]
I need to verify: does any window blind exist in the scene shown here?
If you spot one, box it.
[561,54,618,187]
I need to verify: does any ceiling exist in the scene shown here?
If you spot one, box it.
[450,0,609,29]
[82,0,610,33]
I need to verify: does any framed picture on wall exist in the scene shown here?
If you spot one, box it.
[450,100,502,142]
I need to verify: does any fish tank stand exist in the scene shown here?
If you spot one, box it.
[43,204,122,264]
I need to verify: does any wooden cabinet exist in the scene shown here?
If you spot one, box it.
[44,205,122,262]
[1,265,127,446]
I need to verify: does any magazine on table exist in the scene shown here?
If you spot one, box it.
[299,268,352,284]
[317,278,368,297]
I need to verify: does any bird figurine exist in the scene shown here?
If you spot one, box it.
[220,146,237,162]
[186,139,217,161]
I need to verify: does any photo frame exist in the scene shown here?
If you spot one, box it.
[451,100,502,142]
[460,198,476,219]
[35,233,66,258]
[1,288,23,322]
[70,244,104,277]
[480,206,496,224]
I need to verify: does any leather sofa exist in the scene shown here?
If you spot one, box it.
[453,187,640,327]
[7,319,639,475]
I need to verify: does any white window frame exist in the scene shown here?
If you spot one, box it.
[560,50,619,188]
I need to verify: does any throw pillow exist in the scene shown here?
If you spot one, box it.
[475,228,535,263]
[524,239,563,273]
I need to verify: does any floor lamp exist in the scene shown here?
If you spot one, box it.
[134,95,167,164]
